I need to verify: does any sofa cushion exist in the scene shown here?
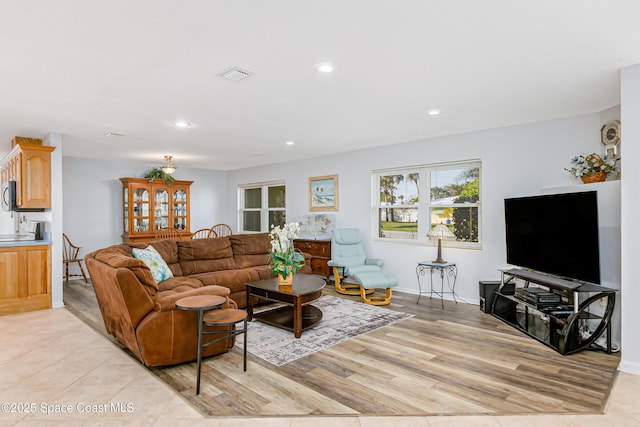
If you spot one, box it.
[132,245,174,284]
[157,276,203,292]
[154,284,230,311]
[177,237,236,276]
[229,233,272,269]
[92,245,158,295]
[148,239,179,264]
[133,239,183,277]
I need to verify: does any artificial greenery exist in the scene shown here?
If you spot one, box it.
[566,153,618,178]
[144,167,175,185]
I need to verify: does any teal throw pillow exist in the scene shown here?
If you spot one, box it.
[132,245,174,284]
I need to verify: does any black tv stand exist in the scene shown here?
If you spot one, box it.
[491,268,616,355]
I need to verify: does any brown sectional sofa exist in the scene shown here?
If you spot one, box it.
[84,233,311,367]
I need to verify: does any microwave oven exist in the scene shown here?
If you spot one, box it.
[1,181,44,212]
[1,180,16,211]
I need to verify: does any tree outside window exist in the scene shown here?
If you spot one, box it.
[430,166,479,243]
[374,161,481,247]
[378,172,419,240]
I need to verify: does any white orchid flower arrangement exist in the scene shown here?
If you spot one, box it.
[269,222,305,279]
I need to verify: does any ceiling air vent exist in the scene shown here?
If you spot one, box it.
[218,67,253,82]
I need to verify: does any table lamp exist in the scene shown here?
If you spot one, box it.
[427,223,455,264]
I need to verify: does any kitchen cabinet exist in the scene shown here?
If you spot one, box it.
[0,144,55,209]
[0,244,51,316]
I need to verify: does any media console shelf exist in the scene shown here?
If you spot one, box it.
[491,268,616,355]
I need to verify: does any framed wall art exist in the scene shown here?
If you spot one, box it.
[308,174,338,211]
[605,144,617,158]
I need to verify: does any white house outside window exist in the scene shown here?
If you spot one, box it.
[373,160,481,248]
[239,182,286,232]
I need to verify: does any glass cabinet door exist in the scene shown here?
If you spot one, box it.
[173,189,187,230]
[123,187,129,233]
[154,188,169,230]
[133,188,150,232]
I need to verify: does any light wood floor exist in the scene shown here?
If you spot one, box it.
[63,280,620,417]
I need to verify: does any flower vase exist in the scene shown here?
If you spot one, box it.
[277,266,293,285]
[581,171,607,184]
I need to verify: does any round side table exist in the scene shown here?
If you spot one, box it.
[203,308,248,372]
[175,295,226,395]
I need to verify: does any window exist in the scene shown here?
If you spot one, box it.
[378,172,419,239]
[239,182,286,232]
[373,161,481,247]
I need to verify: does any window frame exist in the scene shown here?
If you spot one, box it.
[238,180,286,233]
[372,160,482,249]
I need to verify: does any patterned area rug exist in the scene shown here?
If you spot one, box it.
[236,295,413,366]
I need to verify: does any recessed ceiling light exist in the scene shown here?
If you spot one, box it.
[317,63,334,73]
[286,141,295,146]
[427,110,441,116]
[104,132,124,137]
[172,121,192,128]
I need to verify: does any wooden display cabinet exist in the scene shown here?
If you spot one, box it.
[0,143,55,209]
[294,238,331,277]
[120,177,193,243]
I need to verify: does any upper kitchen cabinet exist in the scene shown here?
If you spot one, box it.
[0,139,56,210]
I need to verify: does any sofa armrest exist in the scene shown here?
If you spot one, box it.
[114,269,157,328]
[365,258,383,267]
[227,296,238,309]
[154,285,231,312]
[327,259,349,267]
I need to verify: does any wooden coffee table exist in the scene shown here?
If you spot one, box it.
[245,274,325,338]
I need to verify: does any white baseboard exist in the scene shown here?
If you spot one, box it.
[619,360,640,375]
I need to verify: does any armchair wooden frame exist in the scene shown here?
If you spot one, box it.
[331,266,374,296]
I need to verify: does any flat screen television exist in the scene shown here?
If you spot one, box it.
[504,190,600,284]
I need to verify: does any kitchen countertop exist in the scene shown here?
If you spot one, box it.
[0,234,52,248]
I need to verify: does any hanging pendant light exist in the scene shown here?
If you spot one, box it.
[161,155,176,174]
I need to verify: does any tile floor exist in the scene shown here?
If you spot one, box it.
[1,308,639,426]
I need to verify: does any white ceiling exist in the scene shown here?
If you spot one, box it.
[1,1,640,171]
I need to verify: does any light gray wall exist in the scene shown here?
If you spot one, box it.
[228,113,608,293]
[226,112,622,339]
[621,64,640,374]
[61,156,227,255]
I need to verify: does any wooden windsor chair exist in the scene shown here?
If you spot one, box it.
[190,228,218,239]
[155,227,181,240]
[211,224,232,237]
[63,233,89,283]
